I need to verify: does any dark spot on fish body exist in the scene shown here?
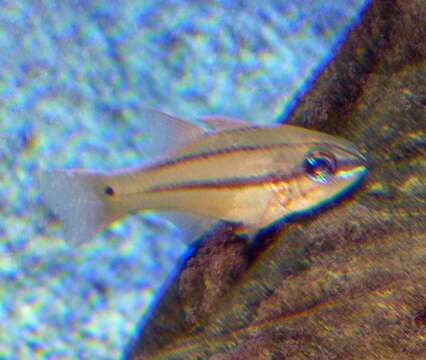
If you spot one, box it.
[104,186,115,196]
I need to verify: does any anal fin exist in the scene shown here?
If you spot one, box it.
[159,211,217,244]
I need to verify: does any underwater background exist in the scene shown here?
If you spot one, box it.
[0,1,368,359]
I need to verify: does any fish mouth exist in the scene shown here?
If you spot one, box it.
[343,144,368,167]
[328,141,367,166]
[356,151,368,167]
[336,149,368,180]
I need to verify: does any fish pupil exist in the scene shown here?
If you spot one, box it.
[104,186,115,196]
[304,149,336,183]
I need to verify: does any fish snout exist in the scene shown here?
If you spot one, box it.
[335,146,368,181]
[355,149,368,167]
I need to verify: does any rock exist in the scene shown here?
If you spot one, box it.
[125,0,426,358]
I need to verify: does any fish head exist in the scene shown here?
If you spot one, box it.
[282,131,368,216]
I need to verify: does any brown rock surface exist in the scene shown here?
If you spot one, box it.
[126,0,426,359]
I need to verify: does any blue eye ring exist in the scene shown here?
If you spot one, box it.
[303,149,337,183]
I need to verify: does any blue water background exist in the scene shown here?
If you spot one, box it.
[0,1,368,358]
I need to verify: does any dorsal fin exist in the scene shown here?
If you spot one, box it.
[198,115,252,132]
[138,109,205,160]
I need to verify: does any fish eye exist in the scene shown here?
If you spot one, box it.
[303,149,337,183]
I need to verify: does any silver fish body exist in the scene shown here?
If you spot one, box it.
[37,110,367,246]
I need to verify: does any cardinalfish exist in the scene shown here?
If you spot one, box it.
[37,109,367,246]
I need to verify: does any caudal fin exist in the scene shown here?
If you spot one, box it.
[36,169,123,246]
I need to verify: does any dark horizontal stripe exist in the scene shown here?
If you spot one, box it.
[144,156,366,194]
[144,169,303,193]
[147,144,285,170]
[145,141,339,172]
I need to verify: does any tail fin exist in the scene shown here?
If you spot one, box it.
[36,169,123,246]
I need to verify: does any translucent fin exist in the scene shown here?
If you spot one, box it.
[36,170,124,246]
[139,109,205,159]
[160,211,217,244]
[198,115,253,132]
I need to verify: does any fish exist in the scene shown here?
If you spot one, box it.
[36,109,368,246]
